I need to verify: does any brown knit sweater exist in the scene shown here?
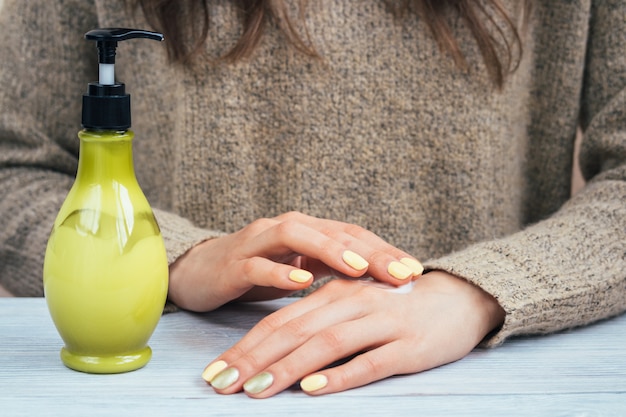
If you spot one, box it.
[0,0,624,346]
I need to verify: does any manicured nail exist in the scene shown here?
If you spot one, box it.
[388,261,413,280]
[342,250,369,271]
[210,367,240,390]
[289,269,313,283]
[300,374,328,392]
[243,372,274,394]
[202,360,228,382]
[400,258,424,276]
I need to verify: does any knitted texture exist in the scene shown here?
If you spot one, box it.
[0,0,624,345]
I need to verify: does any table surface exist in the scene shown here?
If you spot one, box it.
[1,298,625,417]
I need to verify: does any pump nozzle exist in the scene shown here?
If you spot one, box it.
[85,28,164,85]
[82,28,164,131]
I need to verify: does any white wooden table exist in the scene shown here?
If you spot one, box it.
[1,298,625,416]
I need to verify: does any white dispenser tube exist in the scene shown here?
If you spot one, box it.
[99,63,115,85]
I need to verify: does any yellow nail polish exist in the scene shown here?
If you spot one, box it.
[301,374,328,392]
[243,372,274,394]
[388,261,413,280]
[400,257,424,276]
[202,360,228,382]
[288,269,313,283]
[342,250,369,271]
[210,367,239,390]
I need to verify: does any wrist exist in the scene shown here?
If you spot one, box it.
[419,270,505,338]
[168,238,215,311]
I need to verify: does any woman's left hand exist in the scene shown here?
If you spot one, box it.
[202,270,506,398]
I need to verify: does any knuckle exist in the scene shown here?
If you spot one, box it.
[282,317,311,342]
[247,217,275,234]
[317,328,346,354]
[255,311,286,334]
[368,250,391,267]
[343,223,368,238]
[241,351,265,371]
[318,226,337,239]
[281,211,305,221]
[228,345,247,359]
[358,353,383,376]
[273,219,296,239]
[241,257,260,277]
[333,367,352,388]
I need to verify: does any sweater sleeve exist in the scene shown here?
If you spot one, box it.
[0,0,221,296]
[424,0,626,346]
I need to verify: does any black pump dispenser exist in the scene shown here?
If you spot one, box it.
[81,28,164,130]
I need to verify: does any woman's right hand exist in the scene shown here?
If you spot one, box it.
[167,211,424,312]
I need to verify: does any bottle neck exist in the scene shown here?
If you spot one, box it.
[76,129,136,182]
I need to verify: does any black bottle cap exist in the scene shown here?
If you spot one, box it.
[82,83,131,130]
[81,28,164,130]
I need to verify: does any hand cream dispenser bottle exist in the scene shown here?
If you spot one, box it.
[43,28,168,373]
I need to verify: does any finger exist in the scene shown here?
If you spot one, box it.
[331,226,424,282]
[236,256,314,290]
[254,217,422,285]
[202,280,355,384]
[279,213,424,283]
[281,212,412,260]
[242,313,399,398]
[205,256,315,306]
[220,283,392,396]
[246,220,372,278]
[299,341,405,396]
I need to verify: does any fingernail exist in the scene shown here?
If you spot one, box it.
[300,374,328,392]
[210,367,240,390]
[243,371,274,394]
[388,261,413,280]
[342,250,369,271]
[289,269,313,283]
[400,258,424,276]
[202,360,228,382]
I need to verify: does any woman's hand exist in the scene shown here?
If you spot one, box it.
[168,212,424,312]
[202,271,506,398]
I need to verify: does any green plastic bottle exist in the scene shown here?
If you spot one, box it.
[43,29,168,374]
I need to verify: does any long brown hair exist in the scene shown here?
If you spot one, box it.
[128,0,530,88]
